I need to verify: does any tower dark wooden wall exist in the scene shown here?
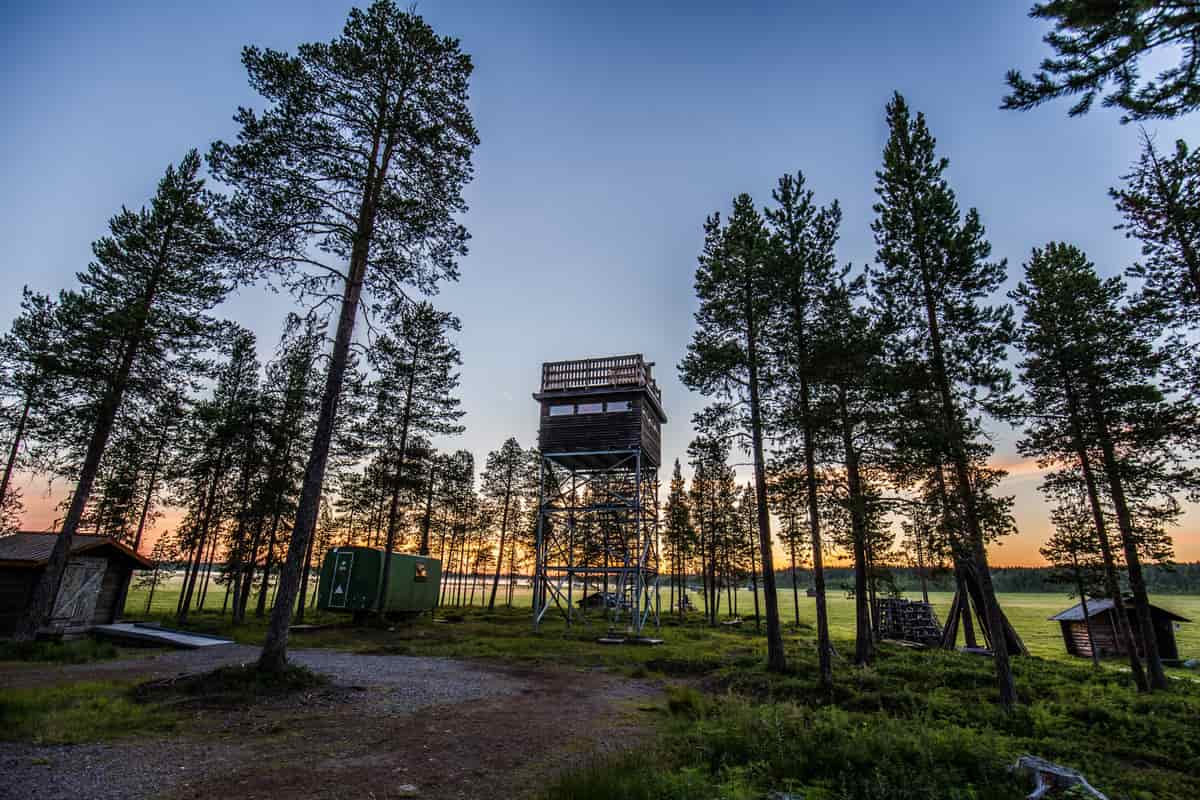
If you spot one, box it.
[533,354,666,468]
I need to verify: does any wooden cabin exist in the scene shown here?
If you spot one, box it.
[1049,596,1190,662]
[533,354,667,469]
[0,532,152,636]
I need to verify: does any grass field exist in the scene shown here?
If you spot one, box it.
[125,574,1200,668]
[4,573,1195,798]
[113,583,1200,799]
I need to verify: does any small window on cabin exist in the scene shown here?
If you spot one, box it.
[549,405,575,416]
[414,561,428,582]
[577,402,603,414]
[606,401,631,413]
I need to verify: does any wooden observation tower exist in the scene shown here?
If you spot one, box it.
[531,354,667,633]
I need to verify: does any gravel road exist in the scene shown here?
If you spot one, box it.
[0,648,529,800]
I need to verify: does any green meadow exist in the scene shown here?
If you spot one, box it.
[124,574,1199,668]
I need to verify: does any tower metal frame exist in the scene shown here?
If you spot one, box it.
[531,447,661,634]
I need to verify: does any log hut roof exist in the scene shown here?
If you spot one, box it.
[0,532,152,570]
[1049,597,1190,623]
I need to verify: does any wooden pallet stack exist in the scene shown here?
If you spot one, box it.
[879,598,943,646]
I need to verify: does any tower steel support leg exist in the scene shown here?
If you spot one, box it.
[533,449,660,636]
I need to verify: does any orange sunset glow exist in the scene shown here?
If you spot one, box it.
[14,457,1200,567]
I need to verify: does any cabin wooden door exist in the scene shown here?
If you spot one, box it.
[51,557,106,626]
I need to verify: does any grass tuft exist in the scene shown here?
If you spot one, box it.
[133,662,328,707]
[0,637,119,664]
[0,682,176,744]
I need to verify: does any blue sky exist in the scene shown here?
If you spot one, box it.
[3,1,1199,562]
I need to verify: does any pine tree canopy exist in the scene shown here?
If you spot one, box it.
[1003,0,1200,121]
[210,0,478,306]
[1112,132,1200,392]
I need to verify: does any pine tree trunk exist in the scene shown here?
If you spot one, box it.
[235,515,267,624]
[132,414,171,554]
[745,297,786,673]
[839,388,873,666]
[197,528,220,610]
[145,568,159,614]
[749,542,760,631]
[15,207,177,642]
[699,522,710,622]
[419,460,436,556]
[790,537,800,626]
[256,513,282,618]
[487,482,512,611]
[0,390,33,511]
[799,375,831,683]
[1086,385,1169,690]
[258,124,389,673]
[958,571,979,648]
[1075,565,1101,669]
[296,519,319,624]
[180,454,226,623]
[918,267,1016,708]
[16,328,161,638]
[916,529,930,604]
[377,362,417,614]
[1061,369,1148,689]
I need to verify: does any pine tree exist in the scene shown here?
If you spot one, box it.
[85,414,152,541]
[765,171,844,684]
[136,532,181,614]
[0,290,62,521]
[681,193,787,672]
[367,302,464,614]
[15,151,228,641]
[1003,1,1200,121]
[769,467,808,626]
[871,94,1018,707]
[176,327,260,623]
[816,276,888,665]
[210,1,478,671]
[480,438,524,611]
[248,315,324,621]
[132,389,185,553]
[1112,132,1200,392]
[1041,487,1106,669]
[1011,241,1196,690]
[738,483,761,631]
[662,459,695,617]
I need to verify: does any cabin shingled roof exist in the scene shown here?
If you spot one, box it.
[0,532,152,569]
[1048,597,1190,623]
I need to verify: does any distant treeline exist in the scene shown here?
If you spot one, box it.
[768,563,1200,596]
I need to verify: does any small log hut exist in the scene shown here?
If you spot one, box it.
[1049,596,1190,662]
[0,532,151,636]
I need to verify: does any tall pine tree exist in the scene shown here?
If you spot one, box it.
[681,195,786,671]
[210,1,478,671]
[16,151,228,641]
[871,94,1018,707]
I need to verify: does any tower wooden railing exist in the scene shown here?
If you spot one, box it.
[540,354,661,400]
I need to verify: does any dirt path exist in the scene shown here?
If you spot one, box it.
[1,648,661,800]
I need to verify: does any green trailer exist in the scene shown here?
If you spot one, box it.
[316,546,442,615]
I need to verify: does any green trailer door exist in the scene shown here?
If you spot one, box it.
[328,550,355,609]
